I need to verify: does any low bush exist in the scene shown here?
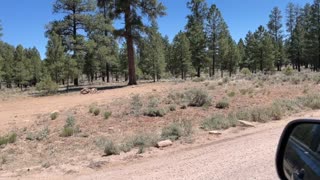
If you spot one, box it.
[186,89,211,107]
[169,105,176,111]
[104,140,120,156]
[201,114,237,130]
[144,108,166,117]
[104,111,112,120]
[227,91,236,97]
[161,123,183,141]
[241,68,252,76]
[216,99,229,109]
[284,66,294,76]
[131,95,143,116]
[93,108,100,116]
[50,112,59,120]
[0,133,17,146]
[60,116,79,137]
[120,133,159,154]
[192,77,206,82]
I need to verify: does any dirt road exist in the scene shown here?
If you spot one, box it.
[77,122,284,180]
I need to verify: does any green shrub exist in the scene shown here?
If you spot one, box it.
[148,97,160,108]
[284,66,294,76]
[144,108,166,117]
[121,133,159,154]
[291,76,300,85]
[249,107,271,123]
[227,91,236,97]
[89,106,95,113]
[186,89,211,107]
[216,99,229,109]
[161,123,183,141]
[236,108,251,120]
[131,95,143,116]
[241,68,252,76]
[223,77,229,83]
[60,127,74,137]
[60,116,79,137]
[50,112,58,120]
[104,140,120,156]
[0,133,17,146]
[36,76,59,95]
[65,116,75,128]
[93,108,100,116]
[167,91,185,105]
[201,114,237,130]
[192,77,206,82]
[169,105,176,112]
[35,127,50,141]
[104,111,112,120]
[269,103,283,120]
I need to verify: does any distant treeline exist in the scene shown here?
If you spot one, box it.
[0,0,319,91]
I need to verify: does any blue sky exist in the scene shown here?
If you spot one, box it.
[0,0,313,59]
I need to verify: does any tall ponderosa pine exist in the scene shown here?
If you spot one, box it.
[113,0,166,85]
[206,4,224,77]
[308,0,320,70]
[186,0,207,77]
[96,0,116,82]
[171,31,192,80]
[268,7,284,71]
[0,20,3,38]
[51,0,95,86]
[139,22,166,82]
[46,33,67,84]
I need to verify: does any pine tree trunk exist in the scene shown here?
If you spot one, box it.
[125,6,137,85]
[106,63,110,83]
[212,54,215,76]
[197,66,201,77]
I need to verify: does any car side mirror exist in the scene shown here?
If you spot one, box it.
[276,119,320,180]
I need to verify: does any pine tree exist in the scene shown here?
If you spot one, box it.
[113,0,166,85]
[268,7,284,71]
[206,4,224,77]
[25,47,42,86]
[308,0,320,70]
[237,39,246,69]
[14,45,30,90]
[45,33,66,84]
[172,31,192,80]
[0,20,3,38]
[51,0,95,86]
[186,0,207,77]
[0,42,15,88]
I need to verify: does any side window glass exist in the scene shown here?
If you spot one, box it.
[291,124,314,149]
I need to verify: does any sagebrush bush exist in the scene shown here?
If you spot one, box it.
[284,66,294,76]
[201,114,237,130]
[241,68,252,76]
[0,132,17,146]
[216,99,229,109]
[60,116,79,137]
[144,108,166,117]
[50,112,58,120]
[186,89,211,107]
[104,140,120,156]
[120,133,159,154]
[93,108,100,116]
[161,123,183,141]
[227,91,236,97]
[104,111,112,120]
[131,95,143,116]
[192,77,206,82]
[169,105,176,111]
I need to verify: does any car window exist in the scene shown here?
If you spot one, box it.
[291,124,314,150]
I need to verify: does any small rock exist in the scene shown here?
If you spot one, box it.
[238,120,255,127]
[157,140,173,148]
[108,127,114,131]
[209,131,222,135]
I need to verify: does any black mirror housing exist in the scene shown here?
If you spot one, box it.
[276,119,320,180]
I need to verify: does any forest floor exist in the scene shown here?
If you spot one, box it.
[1,71,320,179]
